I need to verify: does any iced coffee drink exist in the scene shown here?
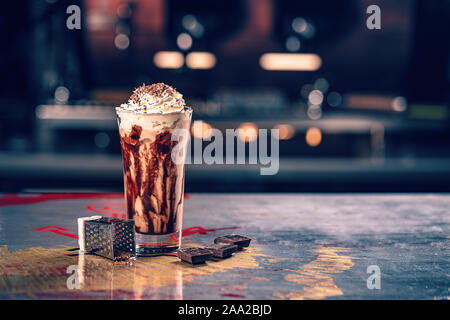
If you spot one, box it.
[115,83,192,255]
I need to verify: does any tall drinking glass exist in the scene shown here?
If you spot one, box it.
[115,107,192,255]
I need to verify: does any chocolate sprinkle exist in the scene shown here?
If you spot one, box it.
[130,83,180,103]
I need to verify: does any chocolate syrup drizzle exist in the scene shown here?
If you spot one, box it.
[120,125,184,234]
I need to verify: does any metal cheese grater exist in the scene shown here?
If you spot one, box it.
[84,217,136,261]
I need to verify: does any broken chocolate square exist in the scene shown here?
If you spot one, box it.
[205,243,238,258]
[214,234,251,249]
[177,247,212,264]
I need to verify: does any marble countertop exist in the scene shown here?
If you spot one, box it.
[0,193,448,299]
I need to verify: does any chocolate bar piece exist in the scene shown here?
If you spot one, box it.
[177,247,212,264]
[114,250,135,261]
[214,234,251,249]
[205,244,238,258]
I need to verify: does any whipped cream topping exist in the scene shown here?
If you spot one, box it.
[119,83,186,114]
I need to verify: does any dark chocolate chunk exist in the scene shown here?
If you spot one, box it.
[205,244,238,258]
[214,234,251,249]
[114,250,135,262]
[177,247,212,264]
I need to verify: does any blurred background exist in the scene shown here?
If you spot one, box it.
[0,0,449,192]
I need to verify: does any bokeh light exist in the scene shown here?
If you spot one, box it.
[327,91,342,107]
[307,105,322,120]
[392,96,407,112]
[94,132,110,148]
[237,122,258,142]
[314,78,329,92]
[274,124,295,140]
[308,89,324,105]
[182,14,204,38]
[286,36,301,52]
[116,4,132,18]
[301,84,314,98]
[54,86,70,104]
[153,51,184,69]
[114,34,130,50]
[177,33,193,50]
[292,17,307,33]
[305,127,322,147]
[191,120,213,139]
[186,52,216,69]
[259,53,322,71]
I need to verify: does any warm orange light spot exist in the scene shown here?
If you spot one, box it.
[305,127,322,147]
[153,51,184,69]
[259,53,322,71]
[274,124,295,140]
[191,120,213,139]
[237,122,258,142]
[186,52,216,69]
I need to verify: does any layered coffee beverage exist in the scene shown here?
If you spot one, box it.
[116,83,192,255]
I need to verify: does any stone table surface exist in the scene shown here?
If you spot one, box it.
[0,193,448,300]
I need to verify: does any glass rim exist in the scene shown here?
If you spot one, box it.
[115,106,192,115]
